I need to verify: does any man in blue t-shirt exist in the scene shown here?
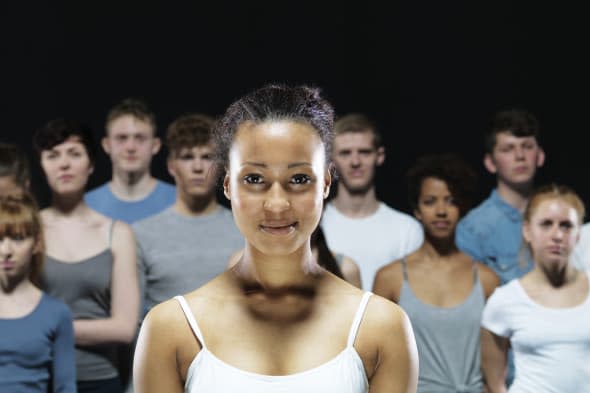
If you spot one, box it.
[456,109,545,387]
[85,98,175,223]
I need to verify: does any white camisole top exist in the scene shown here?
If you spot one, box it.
[175,292,372,393]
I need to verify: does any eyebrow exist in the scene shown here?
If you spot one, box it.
[241,162,312,169]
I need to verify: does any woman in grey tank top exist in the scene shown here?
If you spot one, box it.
[374,154,500,393]
[33,119,140,393]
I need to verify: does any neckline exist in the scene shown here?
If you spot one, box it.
[514,273,590,311]
[46,248,111,264]
[0,292,45,321]
[190,345,365,381]
[403,278,481,311]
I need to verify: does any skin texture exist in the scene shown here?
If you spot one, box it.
[40,137,139,345]
[134,120,418,393]
[481,197,587,393]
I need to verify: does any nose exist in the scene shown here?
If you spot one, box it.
[350,152,361,167]
[191,157,204,172]
[435,201,447,216]
[263,182,291,213]
[514,145,525,160]
[57,155,71,169]
[0,239,13,257]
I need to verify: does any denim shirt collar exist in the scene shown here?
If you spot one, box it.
[490,189,522,222]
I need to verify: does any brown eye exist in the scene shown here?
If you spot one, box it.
[243,174,264,185]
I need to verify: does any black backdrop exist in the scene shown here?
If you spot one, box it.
[2,2,588,216]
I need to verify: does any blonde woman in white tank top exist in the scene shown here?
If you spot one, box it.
[133,85,418,393]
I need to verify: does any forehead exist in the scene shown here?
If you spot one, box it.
[107,115,154,136]
[333,131,375,150]
[174,143,215,153]
[46,136,86,151]
[494,132,537,147]
[532,198,579,221]
[420,177,450,194]
[230,120,324,164]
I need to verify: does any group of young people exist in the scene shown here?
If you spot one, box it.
[1,84,589,393]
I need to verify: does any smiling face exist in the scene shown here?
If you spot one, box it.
[40,136,94,196]
[414,177,459,240]
[523,197,580,273]
[223,120,330,256]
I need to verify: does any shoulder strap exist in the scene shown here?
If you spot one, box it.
[347,292,373,348]
[108,219,116,247]
[174,295,207,349]
[401,257,409,281]
[472,261,479,283]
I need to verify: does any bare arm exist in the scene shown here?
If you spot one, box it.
[74,222,140,345]
[481,328,509,393]
[368,300,418,393]
[134,303,185,393]
[340,256,362,288]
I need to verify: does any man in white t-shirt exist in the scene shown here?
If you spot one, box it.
[321,113,423,290]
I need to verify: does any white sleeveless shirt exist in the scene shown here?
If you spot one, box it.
[175,292,372,393]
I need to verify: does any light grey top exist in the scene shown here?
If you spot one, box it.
[133,206,244,312]
[398,259,484,393]
[41,220,118,382]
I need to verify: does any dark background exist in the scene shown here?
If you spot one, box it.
[2,2,588,216]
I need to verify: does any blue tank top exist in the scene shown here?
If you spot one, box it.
[175,292,372,393]
[398,259,484,393]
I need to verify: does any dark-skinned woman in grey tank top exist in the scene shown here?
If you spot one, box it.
[374,154,500,393]
[33,119,140,393]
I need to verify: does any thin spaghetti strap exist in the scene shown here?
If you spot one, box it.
[174,295,207,349]
[401,257,409,282]
[108,219,115,247]
[347,292,373,348]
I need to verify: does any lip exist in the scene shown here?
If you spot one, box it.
[259,222,298,236]
[513,166,529,173]
[547,246,563,254]
[58,174,74,181]
[1,261,15,269]
[431,221,451,229]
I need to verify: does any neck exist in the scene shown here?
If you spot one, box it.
[332,184,380,218]
[51,192,86,215]
[110,170,156,200]
[496,180,533,212]
[421,234,459,257]
[1,276,35,295]
[173,192,219,217]
[231,243,323,293]
[531,263,578,288]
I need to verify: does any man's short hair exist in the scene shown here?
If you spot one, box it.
[105,97,156,134]
[166,113,216,157]
[333,113,382,148]
[0,143,30,187]
[484,109,540,154]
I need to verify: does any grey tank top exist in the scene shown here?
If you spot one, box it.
[398,259,484,393]
[41,220,118,381]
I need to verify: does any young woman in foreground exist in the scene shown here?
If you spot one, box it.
[0,192,76,392]
[481,184,590,392]
[134,84,418,393]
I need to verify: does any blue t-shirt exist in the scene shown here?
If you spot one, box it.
[85,180,176,224]
[0,293,76,393]
[456,189,533,285]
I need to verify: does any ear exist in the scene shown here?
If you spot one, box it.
[376,146,385,167]
[483,153,498,174]
[536,147,546,168]
[101,137,111,154]
[323,167,332,199]
[166,158,177,180]
[522,220,532,244]
[151,137,162,155]
[223,172,231,200]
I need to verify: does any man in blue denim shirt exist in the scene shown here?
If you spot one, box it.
[456,109,545,387]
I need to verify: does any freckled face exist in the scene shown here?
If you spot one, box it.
[224,121,331,256]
